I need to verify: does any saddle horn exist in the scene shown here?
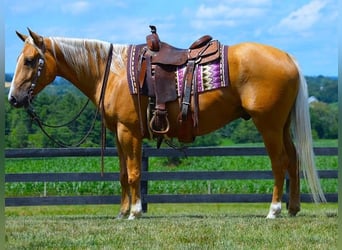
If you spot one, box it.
[149,25,157,34]
[147,25,160,51]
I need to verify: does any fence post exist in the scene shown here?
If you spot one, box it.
[141,151,149,213]
[285,174,289,209]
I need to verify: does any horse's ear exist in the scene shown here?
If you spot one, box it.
[16,31,27,42]
[27,28,44,47]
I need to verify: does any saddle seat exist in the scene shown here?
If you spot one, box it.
[149,35,214,66]
[147,32,218,66]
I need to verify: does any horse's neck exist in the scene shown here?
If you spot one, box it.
[49,37,112,100]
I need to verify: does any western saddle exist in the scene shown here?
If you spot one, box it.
[137,25,221,145]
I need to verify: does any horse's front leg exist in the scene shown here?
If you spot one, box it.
[116,145,130,219]
[116,123,143,220]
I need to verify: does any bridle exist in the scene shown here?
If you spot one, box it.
[25,38,94,148]
[25,37,113,174]
[27,37,46,104]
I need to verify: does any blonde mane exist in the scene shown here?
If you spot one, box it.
[49,37,127,78]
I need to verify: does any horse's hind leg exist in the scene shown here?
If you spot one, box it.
[252,118,288,218]
[254,114,300,218]
[283,120,300,216]
[264,132,287,218]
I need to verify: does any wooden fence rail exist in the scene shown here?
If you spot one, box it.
[5,147,338,211]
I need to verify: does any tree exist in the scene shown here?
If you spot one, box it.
[6,112,30,148]
[5,75,338,148]
[306,76,337,103]
[310,102,338,139]
[230,119,262,143]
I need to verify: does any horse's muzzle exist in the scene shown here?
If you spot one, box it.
[8,95,30,108]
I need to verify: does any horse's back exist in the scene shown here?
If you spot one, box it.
[228,42,299,116]
[229,42,298,83]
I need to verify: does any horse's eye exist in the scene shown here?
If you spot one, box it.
[24,57,37,67]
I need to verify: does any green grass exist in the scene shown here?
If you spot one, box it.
[5,153,338,197]
[5,142,338,249]
[220,139,338,147]
[5,203,337,249]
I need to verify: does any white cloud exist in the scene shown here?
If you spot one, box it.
[191,0,270,30]
[196,4,264,19]
[196,4,227,18]
[271,0,328,34]
[198,0,271,6]
[61,1,91,15]
[7,0,92,15]
[8,0,47,13]
[80,18,151,44]
[191,19,236,30]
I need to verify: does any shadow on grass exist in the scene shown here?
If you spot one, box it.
[48,209,337,222]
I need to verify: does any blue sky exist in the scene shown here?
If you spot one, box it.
[5,0,338,76]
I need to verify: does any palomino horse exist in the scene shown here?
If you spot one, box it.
[8,29,325,219]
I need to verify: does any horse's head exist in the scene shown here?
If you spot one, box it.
[8,28,57,108]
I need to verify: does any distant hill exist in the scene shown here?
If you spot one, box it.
[5,73,13,82]
[5,74,82,96]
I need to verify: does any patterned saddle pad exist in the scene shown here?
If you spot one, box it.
[126,44,230,97]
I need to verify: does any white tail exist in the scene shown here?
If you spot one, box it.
[291,56,326,203]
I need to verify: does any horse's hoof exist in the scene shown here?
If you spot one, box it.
[288,205,300,217]
[266,202,282,219]
[288,209,300,217]
[116,212,127,220]
[128,212,142,220]
[266,212,281,219]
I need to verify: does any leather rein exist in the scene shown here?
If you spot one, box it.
[26,41,114,175]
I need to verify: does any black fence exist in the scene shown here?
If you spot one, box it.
[5,147,338,211]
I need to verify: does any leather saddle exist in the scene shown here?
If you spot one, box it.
[137,25,221,145]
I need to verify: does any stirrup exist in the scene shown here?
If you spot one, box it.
[149,109,170,135]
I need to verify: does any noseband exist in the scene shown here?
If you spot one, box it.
[25,37,92,147]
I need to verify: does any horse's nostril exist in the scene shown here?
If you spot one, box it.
[9,96,18,106]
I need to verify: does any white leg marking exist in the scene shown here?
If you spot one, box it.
[128,199,142,220]
[266,202,282,219]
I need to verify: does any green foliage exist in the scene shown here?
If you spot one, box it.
[5,75,337,148]
[229,119,262,143]
[310,102,338,139]
[5,154,338,196]
[306,76,337,103]
[5,78,116,148]
[190,131,222,146]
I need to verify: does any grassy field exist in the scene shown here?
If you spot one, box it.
[5,141,338,249]
[5,152,338,197]
[5,203,337,249]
